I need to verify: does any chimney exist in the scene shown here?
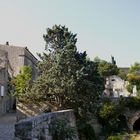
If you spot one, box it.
[6,42,9,45]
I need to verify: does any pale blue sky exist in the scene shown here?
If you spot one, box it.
[0,0,139,67]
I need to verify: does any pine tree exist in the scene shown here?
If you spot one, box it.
[31,25,104,117]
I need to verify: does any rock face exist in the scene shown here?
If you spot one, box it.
[15,109,79,140]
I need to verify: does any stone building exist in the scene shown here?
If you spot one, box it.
[104,75,131,97]
[0,42,38,115]
[0,50,9,114]
[0,43,38,78]
[103,75,137,98]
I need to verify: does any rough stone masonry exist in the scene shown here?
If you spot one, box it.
[15,109,79,140]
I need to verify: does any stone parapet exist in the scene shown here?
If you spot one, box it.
[15,109,79,140]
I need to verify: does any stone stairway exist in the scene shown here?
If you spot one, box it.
[0,113,16,140]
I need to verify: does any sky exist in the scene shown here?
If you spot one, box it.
[0,0,139,67]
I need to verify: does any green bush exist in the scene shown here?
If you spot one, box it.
[126,84,133,93]
[98,99,128,136]
[78,119,97,140]
[50,117,76,140]
[126,97,140,109]
[99,102,117,121]
[107,135,124,140]
[107,133,131,140]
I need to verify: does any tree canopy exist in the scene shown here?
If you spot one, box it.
[127,62,140,92]
[31,25,104,118]
[94,57,119,78]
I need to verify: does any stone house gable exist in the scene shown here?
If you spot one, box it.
[0,43,38,115]
[0,44,38,78]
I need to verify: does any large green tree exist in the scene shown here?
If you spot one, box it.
[31,25,104,117]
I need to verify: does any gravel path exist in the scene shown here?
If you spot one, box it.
[0,113,16,140]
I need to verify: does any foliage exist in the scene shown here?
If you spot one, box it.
[118,69,127,80]
[128,74,140,84]
[94,56,101,63]
[77,119,97,140]
[127,62,140,92]
[31,25,104,139]
[129,62,140,74]
[95,58,119,78]
[98,97,140,137]
[50,117,76,140]
[99,102,117,121]
[107,134,126,140]
[98,99,127,136]
[107,133,140,140]
[31,25,104,113]
[125,97,140,109]
[111,56,116,65]
[126,83,133,93]
[11,66,32,101]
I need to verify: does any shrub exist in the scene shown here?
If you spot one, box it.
[126,97,140,109]
[77,119,97,140]
[50,117,76,140]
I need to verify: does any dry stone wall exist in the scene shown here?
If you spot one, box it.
[15,109,79,140]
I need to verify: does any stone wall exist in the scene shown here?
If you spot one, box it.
[0,50,11,115]
[24,47,38,80]
[124,109,140,132]
[15,109,79,140]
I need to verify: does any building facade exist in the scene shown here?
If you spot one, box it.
[104,75,137,98]
[0,50,9,114]
[0,43,38,115]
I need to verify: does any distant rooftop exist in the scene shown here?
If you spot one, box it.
[0,42,38,61]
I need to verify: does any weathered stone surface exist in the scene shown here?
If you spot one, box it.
[0,44,38,77]
[0,50,10,115]
[125,110,140,131]
[15,109,79,140]
[0,44,38,115]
